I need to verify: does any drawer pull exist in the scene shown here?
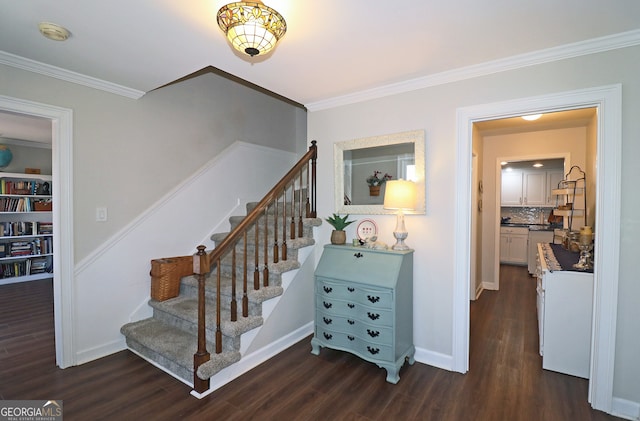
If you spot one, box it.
[367,312,380,321]
[323,286,333,293]
[347,287,355,292]
[323,301,332,309]
[367,295,380,303]
[323,332,333,340]
[323,317,332,325]
[367,329,380,338]
[354,252,363,258]
[348,335,355,341]
[367,346,380,355]
[347,319,355,325]
[347,303,355,309]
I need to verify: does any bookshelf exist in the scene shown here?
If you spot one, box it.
[0,172,53,284]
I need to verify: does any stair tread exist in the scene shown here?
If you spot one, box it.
[121,318,199,368]
[150,295,266,337]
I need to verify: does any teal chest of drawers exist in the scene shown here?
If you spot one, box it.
[310,244,415,383]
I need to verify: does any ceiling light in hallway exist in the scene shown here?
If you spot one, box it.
[38,22,71,41]
[217,1,287,57]
[521,114,542,121]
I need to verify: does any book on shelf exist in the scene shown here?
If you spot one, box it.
[0,256,52,278]
[0,179,49,196]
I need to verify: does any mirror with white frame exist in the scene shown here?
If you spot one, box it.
[334,130,426,214]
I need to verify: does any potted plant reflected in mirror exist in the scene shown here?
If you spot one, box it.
[366,171,392,196]
[325,213,355,245]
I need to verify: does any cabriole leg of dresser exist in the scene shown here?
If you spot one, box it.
[310,337,322,355]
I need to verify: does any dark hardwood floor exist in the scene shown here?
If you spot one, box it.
[0,267,621,420]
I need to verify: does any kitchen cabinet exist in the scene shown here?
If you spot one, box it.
[501,169,557,207]
[536,243,593,378]
[311,244,415,384]
[500,170,523,206]
[523,171,546,206]
[546,170,564,206]
[500,226,528,265]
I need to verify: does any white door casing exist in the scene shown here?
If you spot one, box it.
[453,84,621,413]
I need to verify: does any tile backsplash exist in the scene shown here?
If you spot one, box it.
[501,207,552,224]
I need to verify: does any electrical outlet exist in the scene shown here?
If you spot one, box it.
[96,207,108,222]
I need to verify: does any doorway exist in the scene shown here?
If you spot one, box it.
[453,85,622,412]
[0,95,75,368]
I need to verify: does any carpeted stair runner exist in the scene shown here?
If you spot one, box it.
[120,198,321,389]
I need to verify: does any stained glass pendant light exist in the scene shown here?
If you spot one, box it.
[217,1,287,57]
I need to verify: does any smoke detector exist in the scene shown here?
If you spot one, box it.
[38,22,71,41]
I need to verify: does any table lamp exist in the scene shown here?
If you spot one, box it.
[383,179,417,250]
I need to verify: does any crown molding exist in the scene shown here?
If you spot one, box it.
[306,29,640,112]
[0,50,145,99]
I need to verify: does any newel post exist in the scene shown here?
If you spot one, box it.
[193,245,210,393]
[309,140,317,218]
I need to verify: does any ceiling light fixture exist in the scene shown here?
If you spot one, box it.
[217,1,287,57]
[521,114,542,121]
[38,22,71,41]
[533,163,544,168]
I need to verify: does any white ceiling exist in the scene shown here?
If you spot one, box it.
[1,1,640,142]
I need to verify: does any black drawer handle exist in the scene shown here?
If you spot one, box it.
[348,335,355,341]
[347,303,355,309]
[347,287,355,292]
[367,295,380,303]
[323,301,332,309]
[323,286,332,293]
[367,329,380,338]
[323,317,332,325]
[323,332,333,340]
[354,252,363,258]
[367,312,380,321]
[367,346,380,355]
[347,319,355,325]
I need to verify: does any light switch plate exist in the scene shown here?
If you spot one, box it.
[96,207,108,222]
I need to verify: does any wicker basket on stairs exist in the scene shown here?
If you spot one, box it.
[150,256,194,301]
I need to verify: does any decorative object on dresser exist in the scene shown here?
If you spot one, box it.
[324,213,355,245]
[383,179,417,251]
[311,244,415,384]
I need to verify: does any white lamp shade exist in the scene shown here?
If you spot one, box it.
[383,180,417,210]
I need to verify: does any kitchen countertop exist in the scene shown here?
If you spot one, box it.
[501,222,558,231]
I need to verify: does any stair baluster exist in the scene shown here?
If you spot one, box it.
[243,231,248,317]
[230,245,237,322]
[298,170,304,238]
[281,187,288,261]
[254,221,260,290]
[263,206,269,287]
[273,195,279,263]
[290,182,296,240]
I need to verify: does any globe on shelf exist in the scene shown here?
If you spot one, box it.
[0,145,13,170]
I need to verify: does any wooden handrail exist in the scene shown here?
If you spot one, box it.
[204,141,317,267]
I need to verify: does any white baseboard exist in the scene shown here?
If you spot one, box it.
[76,338,126,366]
[611,397,640,421]
[414,346,453,371]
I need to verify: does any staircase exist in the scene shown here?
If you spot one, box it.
[120,141,319,395]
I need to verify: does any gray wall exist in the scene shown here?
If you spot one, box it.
[1,64,306,261]
[309,45,640,404]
